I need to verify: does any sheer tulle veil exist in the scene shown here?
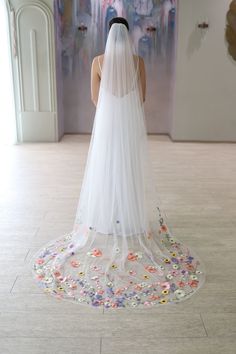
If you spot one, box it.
[30,23,206,309]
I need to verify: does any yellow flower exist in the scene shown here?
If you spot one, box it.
[171,252,176,257]
[78,271,85,276]
[143,274,150,279]
[160,298,168,304]
[111,264,118,269]
[162,289,169,295]
[57,286,64,291]
[164,258,171,263]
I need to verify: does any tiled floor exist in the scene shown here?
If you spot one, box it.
[0,134,236,354]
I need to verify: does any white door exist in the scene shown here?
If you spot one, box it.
[10,0,59,142]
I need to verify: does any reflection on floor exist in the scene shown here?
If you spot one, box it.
[0,134,235,354]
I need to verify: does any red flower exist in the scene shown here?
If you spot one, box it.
[145,265,157,273]
[127,252,138,261]
[161,225,168,232]
[188,280,199,288]
[178,281,185,288]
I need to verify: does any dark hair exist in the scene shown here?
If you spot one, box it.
[109,17,129,31]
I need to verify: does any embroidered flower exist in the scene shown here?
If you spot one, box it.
[178,281,185,288]
[143,274,150,280]
[127,252,138,261]
[164,258,171,264]
[144,301,152,306]
[166,274,173,280]
[188,280,199,288]
[172,264,179,269]
[70,284,77,290]
[70,260,80,268]
[53,271,61,277]
[135,284,142,291]
[145,265,157,273]
[111,264,118,270]
[149,295,160,301]
[159,298,168,304]
[87,248,102,257]
[186,264,195,271]
[162,289,169,295]
[190,274,198,280]
[161,225,168,232]
[174,289,186,298]
[57,286,65,292]
[114,288,124,295]
[161,282,170,289]
[36,259,44,265]
[37,274,44,280]
[136,252,143,259]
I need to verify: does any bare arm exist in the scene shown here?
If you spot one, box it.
[91,57,100,107]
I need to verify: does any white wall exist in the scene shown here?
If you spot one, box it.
[171,0,236,142]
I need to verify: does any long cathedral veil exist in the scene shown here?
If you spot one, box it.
[30,23,206,309]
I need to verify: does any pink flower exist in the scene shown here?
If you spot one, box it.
[145,265,157,273]
[161,282,170,289]
[188,280,199,288]
[36,259,44,265]
[178,281,185,288]
[70,284,77,290]
[70,260,80,268]
[92,249,102,257]
[127,252,138,261]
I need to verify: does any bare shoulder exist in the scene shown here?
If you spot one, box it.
[93,54,104,64]
[134,54,144,67]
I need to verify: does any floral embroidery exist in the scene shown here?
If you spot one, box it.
[31,206,205,309]
[145,265,158,273]
[87,249,102,257]
[70,260,80,268]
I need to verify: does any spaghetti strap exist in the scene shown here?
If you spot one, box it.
[98,56,102,73]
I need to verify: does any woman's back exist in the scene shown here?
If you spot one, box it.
[91,53,146,106]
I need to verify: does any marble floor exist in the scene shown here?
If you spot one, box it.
[0,134,235,354]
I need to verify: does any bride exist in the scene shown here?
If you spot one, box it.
[30,17,205,309]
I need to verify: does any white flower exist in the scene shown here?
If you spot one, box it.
[190,275,198,280]
[166,274,173,280]
[174,289,186,298]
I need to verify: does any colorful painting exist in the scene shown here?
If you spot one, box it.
[54,0,177,133]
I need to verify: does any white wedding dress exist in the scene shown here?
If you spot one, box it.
[30,23,205,309]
